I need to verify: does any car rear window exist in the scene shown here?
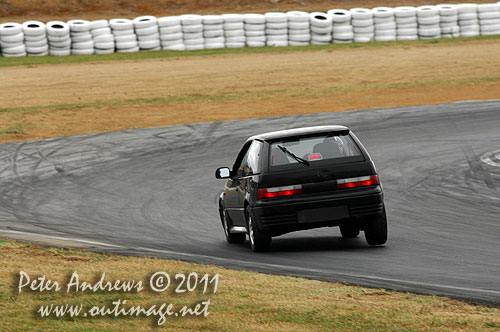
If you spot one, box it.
[269,134,362,167]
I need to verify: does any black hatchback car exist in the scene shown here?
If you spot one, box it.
[215,125,387,252]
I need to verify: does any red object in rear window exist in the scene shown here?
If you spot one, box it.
[337,175,379,189]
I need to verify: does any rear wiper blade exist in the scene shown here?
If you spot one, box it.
[277,145,310,166]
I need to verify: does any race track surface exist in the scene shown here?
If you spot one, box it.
[1,101,499,304]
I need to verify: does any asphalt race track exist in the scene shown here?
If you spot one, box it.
[1,100,499,304]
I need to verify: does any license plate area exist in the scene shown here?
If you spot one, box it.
[297,206,349,223]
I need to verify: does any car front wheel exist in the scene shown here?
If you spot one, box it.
[364,205,388,246]
[246,207,271,252]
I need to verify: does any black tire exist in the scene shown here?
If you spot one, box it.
[364,205,388,246]
[339,222,360,238]
[221,210,246,244]
[246,207,271,252]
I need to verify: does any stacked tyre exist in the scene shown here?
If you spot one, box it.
[287,11,310,46]
[180,15,204,50]
[458,3,480,37]
[395,6,418,40]
[158,17,184,51]
[22,21,48,56]
[68,20,94,55]
[91,20,114,54]
[350,8,374,43]
[0,23,26,57]
[222,14,245,48]
[47,21,71,56]
[133,16,160,51]
[478,3,500,36]
[417,6,441,39]
[110,19,138,53]
[437,4,459,38]
[310,12,332,45]
[373,7,396,42]
[265,12,288,47]
[328,9,354,43]
[244,14,266,47]
[202,15,224,49]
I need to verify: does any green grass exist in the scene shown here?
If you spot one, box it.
[1,35,499,68]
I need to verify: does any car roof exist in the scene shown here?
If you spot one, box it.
[249,125,350,142]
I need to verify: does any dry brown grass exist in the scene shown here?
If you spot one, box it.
[1,238,499,331]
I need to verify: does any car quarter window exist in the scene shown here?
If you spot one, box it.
[245,140,263,175]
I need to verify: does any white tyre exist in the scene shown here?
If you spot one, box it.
[94,34,114,42]
[460,18,479,26]
[419,27,441,36]
[116,41,138,49]
[22,21,46,36]
[112,29,135,36]
[372,7,394,18]
[95,48,114,54]
[376,22,396,30]
[182,24,203,33]
[0,40,23,48]
[457,4,478,14]
[327,9,351,23]
[72,40,94,49]
[138,33,159,41]
[334,32,354,40]
[375,35,396,41]
[396,16,417,24]
[481,24,500,32]
[311,34,332,42]
[183,32,203,39]
[183,38,204,45]
[46,21,70,36]
[49,48,71,56]
[247,35,266,42]
[352,18,374,27]
[161,38,183,46]
[135,25,158,36]
[205,42,225,49]
[479,12,500,20]
[2,44,26,54]
[264,12,287,24]
[224,22,245,30]
[334,39,353,44]
[245,30,265,37]
[459,13,478,21]
[244,14,266,24]
[2,33,24,43]
[354,26,374,33]
[203,23,223,31]
[139,39,160,49]
[2,51,27,57]
[461,30,480,37]
[286,11,310,22]
[437,4,458,16]
[310,12,332,27]
[266,34,287,41]
[288,21,309,29]
[161,32,183,41]
[311,25,332,34]
[374,16,395,24]
[71,48,94,55]
[95,41,115,49]
[247,41,266,47]
[375,29,396,36]
[25,34,47,42]
[91,27,112,36]
[68,19,91,32]
[222,14,244,23]
[289,40,309,46]
[205,36,225,44]
[394,6,417,17]
[25,39,48,47]
[417,6,439,17]
[350,8,373,20]
[478,3,500,12]
[244,23,266,31]
[333,25,353,34]
[288,28,309,35]
[440,15,458,23]
[267,40,288,47]
[90,20,109,30]
[418,16,440,25]
[265,22,287,29]
[115,34,136,42]
[397,35,418,40]
[160,25,181,34]
[289,33,310,41]
[354,36,372,42]
[203,15,223,25]
[226,36,246,43]
[50,39,71,47]
[163,44,185,51]
[71,34,93,42]
[225,42,245,48]
[481,29,500,35]
[109,18,134,30]
[0,22,23,36]
[204,29,224,38]
[117,46,139,53]
[480,18,500,25]
[158,16,181,27]
[180,15,202,25]
[397,22,418,29]
[397,28,418,36]
[185,44,205,50]
[28,51,49,56]
[460,25,480,32]
[133,16,157,29]
[225,29,245,36]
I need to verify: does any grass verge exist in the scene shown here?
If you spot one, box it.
[0,238,499,332]
[0,35,499,68]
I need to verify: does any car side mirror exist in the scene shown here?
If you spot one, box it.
[215,167,232,179]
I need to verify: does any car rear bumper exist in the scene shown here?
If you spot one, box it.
[252,186,383,235]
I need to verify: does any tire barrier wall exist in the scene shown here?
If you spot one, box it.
[1,3,499,57]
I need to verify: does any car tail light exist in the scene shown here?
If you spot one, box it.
[258,185,302,199]
[337,175,379,189]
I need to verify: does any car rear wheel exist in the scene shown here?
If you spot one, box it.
[339,222,360,238]
[246,207,271,252]
[364,205,388,246]
[222,210,246,244]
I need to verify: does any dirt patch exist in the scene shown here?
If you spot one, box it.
[0,39,499,143]
[0,0,495,22]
